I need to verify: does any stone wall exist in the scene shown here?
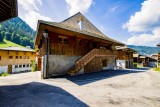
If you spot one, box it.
[48,55,81,76]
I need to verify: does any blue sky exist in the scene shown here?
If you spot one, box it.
[18,0,160,46]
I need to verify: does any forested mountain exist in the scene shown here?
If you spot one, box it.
[0,17,36,48]
[128,45,160,55]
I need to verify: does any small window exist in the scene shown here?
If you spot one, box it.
[30,64,32,67]
[86,41,89,47]
[15,65,18,68]
[20,56,22,59]
[102,59,107,67]
[19,65,22,68]
[27,64,29,67]
[58,37,63,43]
[23,64,25,67]
[16,56,18,59]
[32,52,34,55]
[27,56,29,59]
[0,56,1,60]
[9,56,13,59]
[78,40,82,46]
[64,38,68,44]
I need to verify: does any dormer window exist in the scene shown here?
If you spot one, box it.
[78,16,84,30]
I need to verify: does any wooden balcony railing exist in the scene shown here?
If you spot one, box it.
[68,48,117,76]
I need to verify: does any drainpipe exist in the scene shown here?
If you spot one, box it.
[42,29,49,79]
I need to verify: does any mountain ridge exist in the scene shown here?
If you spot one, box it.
[128,45,160,55]
[0,17,36,48]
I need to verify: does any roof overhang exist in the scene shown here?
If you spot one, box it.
[116,46,137,53]
[0,0,18,23]
[157,43,160,47]
[34,21,125,48]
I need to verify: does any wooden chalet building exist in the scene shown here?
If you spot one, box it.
[116,46,136,69]
[35,12,124,79]
[0,46,36,74]
[0,0,18,22]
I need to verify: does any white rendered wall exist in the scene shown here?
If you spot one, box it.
[116,60,126,69]
[12,65,31,73]
[0,66,8,74]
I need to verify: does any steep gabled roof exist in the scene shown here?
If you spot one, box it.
[61,12,104,37]
[35,12,125,46]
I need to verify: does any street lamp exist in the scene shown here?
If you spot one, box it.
[42,29,49,79]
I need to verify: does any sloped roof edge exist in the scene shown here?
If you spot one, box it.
[36,20,125,46]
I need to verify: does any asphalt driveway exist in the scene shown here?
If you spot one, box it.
[0,68,160,107]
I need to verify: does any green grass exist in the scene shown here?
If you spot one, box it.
[0,72,9,77]
[0,39,25,48]
[152,67,160,72]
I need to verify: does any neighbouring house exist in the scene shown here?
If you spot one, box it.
[116,46,136,69]
[35,12,125,79]
[133,53,157,67]
[150,54,159,67]
[0,0,18,22]
[0,46,36,74]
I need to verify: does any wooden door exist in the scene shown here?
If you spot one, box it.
[8,65,12,73]
[38,58,42,71]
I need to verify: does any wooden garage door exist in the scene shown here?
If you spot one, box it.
[84,57,102,73]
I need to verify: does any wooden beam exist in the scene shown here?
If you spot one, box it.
[0,0,11,9]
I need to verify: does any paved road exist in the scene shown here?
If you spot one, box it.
[0,68,160,107]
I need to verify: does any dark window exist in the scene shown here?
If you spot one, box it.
[0,56,1,60]
[19,65,22,68]
[93,42,97,48]
[30,64,32,67]
[9,56,13,59]
[58,36,68,44]
[27,56,29,59]
[78,40,82,46]
[20,56,22,59]
[64,38,68,44]
[58,37,63,43]
[32,52,34,55]
[102,59,107,67]
[86,41,89,47]
[16,56,18,59]
[27,64,29,67]
[15,65,18,68]
[23,64,25,67]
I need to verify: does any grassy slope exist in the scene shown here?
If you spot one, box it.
[0,39,25,48]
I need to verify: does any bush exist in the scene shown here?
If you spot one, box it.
[0,72,9,77]
[31,60,37,72]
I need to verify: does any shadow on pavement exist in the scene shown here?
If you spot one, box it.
[63,68,148,86]
[0,82,88,107]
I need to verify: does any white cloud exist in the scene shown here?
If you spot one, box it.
[123,0,160,32]
[18,0,52,30]
[124,0,160,46]
[126,27,160,46]
[65,0,93,16]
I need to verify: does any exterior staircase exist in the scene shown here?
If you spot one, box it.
[68,48,117,76]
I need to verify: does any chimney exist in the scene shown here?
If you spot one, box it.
[78,16,84,30]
